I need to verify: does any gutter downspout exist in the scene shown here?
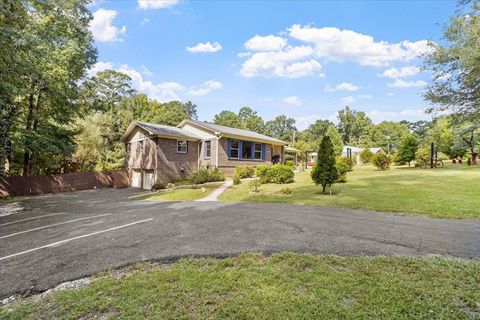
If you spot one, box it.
[197,140,200,170]
[215,132,222,168]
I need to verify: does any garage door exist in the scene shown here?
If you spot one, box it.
[142,170,155,190]
[131,169,142,188]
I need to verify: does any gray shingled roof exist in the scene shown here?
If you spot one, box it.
[184,119,286,145]
[135,121,201,140]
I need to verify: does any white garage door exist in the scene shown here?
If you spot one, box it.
[131,170,142,188]
[142,170,155,190]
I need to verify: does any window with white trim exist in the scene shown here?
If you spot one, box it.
[177,140,187,153]
[205,140,211,158]
[254,143,262,160]
[230,139,239,158]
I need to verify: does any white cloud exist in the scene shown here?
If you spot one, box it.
[341,96,355,105]
[358,94,373,99]
[325,82,359,92]
[237,52,252,58]
[240,45,322,78]
[282,96,303,106]
[138,0,178,9]
[288,24,432,66]
[387,79,427,88]
[141,18,150,26]
[186,41,222,53]
[140,65,153,76]
[366,108,428,123]
[88,62,221,102]
[87,61,113,76]
[295,114,320,130]
[387,92,394,96]
[380,66,420,78]
[187,79,223,96]
[89,9,126,42]
[244,35,288,51]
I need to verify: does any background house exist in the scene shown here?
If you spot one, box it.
[120,120,287,189]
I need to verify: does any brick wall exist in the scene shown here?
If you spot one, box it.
[155,137,199,183]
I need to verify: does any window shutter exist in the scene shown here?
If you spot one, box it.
[239,140,243,159]
[251,142,255,159]
[261,144,266,160]
[227,138,231,158]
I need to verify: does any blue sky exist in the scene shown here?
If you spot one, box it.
[88,0,456,129]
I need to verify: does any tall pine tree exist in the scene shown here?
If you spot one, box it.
[311,135,338,194]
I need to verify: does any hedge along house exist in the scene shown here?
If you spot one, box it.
[121,120,287,189]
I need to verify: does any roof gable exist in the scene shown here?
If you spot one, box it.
[179,119,287,145]
[120,121,201,142]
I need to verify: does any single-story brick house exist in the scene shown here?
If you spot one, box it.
[120,119,287,189]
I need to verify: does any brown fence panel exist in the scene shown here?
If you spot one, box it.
[0,170,129,197]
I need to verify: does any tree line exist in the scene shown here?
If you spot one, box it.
[1,0,478,177]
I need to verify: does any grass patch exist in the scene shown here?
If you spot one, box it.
[219,163,480,219]
[137,184,219,201]
[1,253,479,319]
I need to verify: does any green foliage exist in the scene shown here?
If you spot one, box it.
[423,0,480,119]
[255,165,269,177]
[265,115,297,143]
[233,175,241,185]
[467,157,472,166]
[337,106,373,145]
[235,166,255,179]
[279,187,292,195]
[2,0,97,176]
[284,160,294,167]
[337,157,355,171]
[368,121,410,153]
[298,120,343,156]
[249,179,261,193]
[360,148,374,164]
[258,165,294,184]
[396,133,419,167]
[372,153,391,170]
[213,110,242,128]
[335,160,349,183]
[190,167,225,186]
[311,136,338,194]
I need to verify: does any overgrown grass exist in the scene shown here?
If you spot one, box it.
[1,253,478,319]
[219,163,480,219]
[135,184,219,201]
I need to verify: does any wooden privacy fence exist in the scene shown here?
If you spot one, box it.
[0,170,129,197]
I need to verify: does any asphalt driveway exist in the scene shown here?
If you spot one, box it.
[1,188,479,299]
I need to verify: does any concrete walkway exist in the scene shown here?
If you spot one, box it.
[196,180,233,202]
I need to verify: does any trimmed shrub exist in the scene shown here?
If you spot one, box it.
[255,165,269,178]
[233,175,241,185]
[152,182,166,191]
[190,167,225,186]
[373,153,391,170]
[260,164,294,184]
[335,160,350,183]
[337,157,354,172]
[208,167,225,182]
[235,166,255,179]
[467,157,472,166]
[360,148,373,164]
[311,136,338,194]
[284,160,294,167]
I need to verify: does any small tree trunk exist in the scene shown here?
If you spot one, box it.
[322,184,326,194]
[23,93,35,176]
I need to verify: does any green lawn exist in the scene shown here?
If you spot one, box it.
[132,184,219,202]
[1,253,478,319]
[219,163,480,219]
